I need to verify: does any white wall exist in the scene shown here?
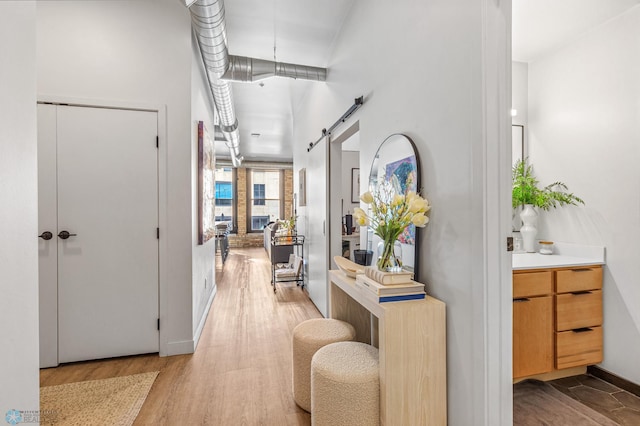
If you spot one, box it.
[512,61,529,128]
[529,6,640,384]
[191,31,217,346]
[293,0,510,423]
[37,0,197,355]
[0,1,40,415]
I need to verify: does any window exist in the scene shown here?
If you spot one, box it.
[249,169,283,231]
[252,216,270,230]
[253,184,265,205]
[216,182,233,206]
[214,167,235,228]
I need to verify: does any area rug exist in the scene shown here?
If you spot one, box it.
[514,379,619,425]
[40,371,159,426]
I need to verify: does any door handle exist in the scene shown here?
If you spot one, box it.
[58,230,77,240]
[38,231,53,240]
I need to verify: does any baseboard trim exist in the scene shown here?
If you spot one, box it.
[193,285,217,351]
[165,339,195,356]
[588,366,640,398]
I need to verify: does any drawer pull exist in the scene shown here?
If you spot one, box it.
[572,327,594,333]
[571,291,593,295]
[513,298,530,303]
[571,268,593,272]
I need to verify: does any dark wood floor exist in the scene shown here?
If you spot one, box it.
[550,374,640,425]
[40,247,322,425]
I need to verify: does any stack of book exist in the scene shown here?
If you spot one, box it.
[354,267,426,303]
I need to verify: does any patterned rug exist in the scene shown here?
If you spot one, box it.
[40,371,158,426]
[514,379,619,425]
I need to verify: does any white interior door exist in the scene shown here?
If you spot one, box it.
[306,138,329,316]
[37,104,59,368]
[53,105,159,363]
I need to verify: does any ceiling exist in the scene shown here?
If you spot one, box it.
[513,0,640,63]
[215,0,355,162]
[217,0,640,163]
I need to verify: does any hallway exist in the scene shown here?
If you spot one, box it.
[39,248,322,425]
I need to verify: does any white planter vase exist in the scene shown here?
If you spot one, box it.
[519,204,538,253]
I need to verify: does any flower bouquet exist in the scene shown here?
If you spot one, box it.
[353,179,431,271]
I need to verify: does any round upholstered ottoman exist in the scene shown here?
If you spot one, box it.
[292,318,356,412]
[311,341,379,426]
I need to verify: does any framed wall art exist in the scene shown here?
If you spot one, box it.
[298,168,307,207]
[198,121,215,244]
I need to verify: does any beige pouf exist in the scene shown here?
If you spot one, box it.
[311,341,380,426]
[292,318,356,412]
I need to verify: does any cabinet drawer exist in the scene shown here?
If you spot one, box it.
[556,290,602,331]
[556,326,603,370]
[513,271,553,298]
[556,267,602,293]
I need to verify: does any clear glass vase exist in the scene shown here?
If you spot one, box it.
[377,237,403,272]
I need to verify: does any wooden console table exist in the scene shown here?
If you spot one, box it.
[328,270,447,425]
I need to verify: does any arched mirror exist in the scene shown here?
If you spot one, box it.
[368,133,421,275]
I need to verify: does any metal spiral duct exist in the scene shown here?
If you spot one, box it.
[188,0,328,166]
[190,0,242,166]
[222,55,327,82]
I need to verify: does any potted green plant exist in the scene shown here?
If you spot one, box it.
[512,158,584,210]
[512,158,584,252]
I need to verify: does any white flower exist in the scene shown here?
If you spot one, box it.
[359,180,432,270]
[408,197,429,213]
[357,182,432,237]
[360,191,374,204]
[411,212,429,227]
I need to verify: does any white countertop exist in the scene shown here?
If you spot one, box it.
[512,242,606,270]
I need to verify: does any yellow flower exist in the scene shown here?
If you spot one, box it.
[357,182,432,256]
[360,191,374,204]
[411,212,429,227]
[392,194,404,207]
[408,196,428,213]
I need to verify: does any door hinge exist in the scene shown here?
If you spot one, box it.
[157,228,160,239]
[507,236,513,252]
[157,318,160,330]
[156,136,159,148]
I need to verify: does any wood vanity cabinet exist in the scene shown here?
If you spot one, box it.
[513,266,603,379]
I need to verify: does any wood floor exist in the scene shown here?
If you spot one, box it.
[40,247,322,425]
